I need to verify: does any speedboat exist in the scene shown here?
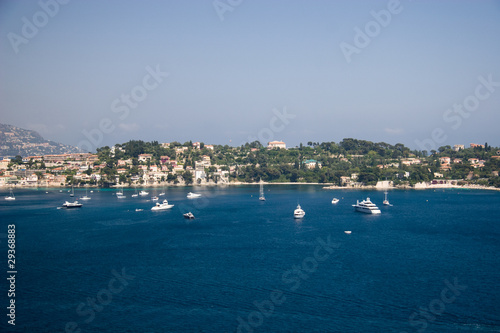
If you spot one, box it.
[5,189,15,201]
[159,192,165,196]
[62,201,82,208]
[139,190,149,196]
[183,212,195,219]
[135,208,143,212]
[151,199,174,211]
[294,204,305,219]
[344,231,352,234]
[187,192,201,199]
[352,197,381,214]
[331,198,339,204]
[151,196,159,201]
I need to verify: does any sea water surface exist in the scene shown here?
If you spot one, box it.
[1,185,499,332]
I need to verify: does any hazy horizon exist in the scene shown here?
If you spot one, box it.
[2,1,500,151]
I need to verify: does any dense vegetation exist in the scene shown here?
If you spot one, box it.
[90,139,500,187]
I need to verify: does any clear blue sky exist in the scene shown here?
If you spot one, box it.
[1,0,500,152]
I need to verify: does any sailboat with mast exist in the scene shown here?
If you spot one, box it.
[116,185,126,199]
[80,187,91,200]
[132,186,139,197]
[259,179,266,201]
[383,191,392,206]
[5,188,15,201]
[70,186,75,197]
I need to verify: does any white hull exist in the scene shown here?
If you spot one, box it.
[187,192,201,199]
[353,197,381,214]
[5,197,15,201]
[294,204,305,218]
[62,201,82,208]
[151,204,174,211]
[354,206,381,214]
[152,200,174,211]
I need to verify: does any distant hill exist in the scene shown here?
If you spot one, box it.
[0,123,81,157]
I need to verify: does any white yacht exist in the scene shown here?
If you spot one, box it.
[139,190,149,196]
[294,204,305,219]
[331,198,339,204]
[353,197,381,214]
[383,191,392,206]
[187,192,201,199]
[62,200,83,208]
[151,199,174,211]
[5,189,15,201]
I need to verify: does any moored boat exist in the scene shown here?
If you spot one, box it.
[353,197,381,214]
[151,199,174,211]
[294,204,305,219]
[183,212,195,219]
[5,189,15,201]
[62,200,82,208]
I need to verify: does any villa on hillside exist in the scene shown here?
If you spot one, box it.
[267,141,286,149]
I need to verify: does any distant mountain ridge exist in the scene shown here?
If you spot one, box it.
[0,123,81,157]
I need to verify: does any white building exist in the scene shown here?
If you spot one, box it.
[267,141,286,149]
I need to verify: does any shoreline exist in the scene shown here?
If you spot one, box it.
[2,182,499,192]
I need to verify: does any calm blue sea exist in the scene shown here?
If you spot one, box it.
[1,185,499,332]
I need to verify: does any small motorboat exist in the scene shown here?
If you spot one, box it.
[187,192,201,199]
[151,196,159,201]
[183,212,195,219]
[139,190,149,196]
[135,208,144,212]
[344,231,352,234]
[331,198,339,204]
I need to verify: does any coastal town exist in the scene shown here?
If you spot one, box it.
[1,138,499,190]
